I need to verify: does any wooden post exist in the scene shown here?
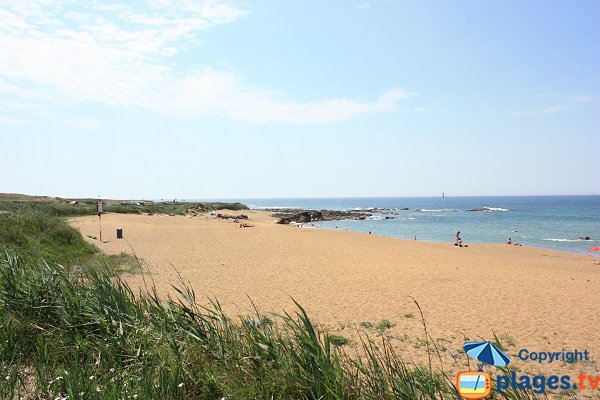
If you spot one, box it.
[96,200,104,242]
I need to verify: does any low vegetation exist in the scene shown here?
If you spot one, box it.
[375,319,395,331]
[0,193,248,217]
[0,209,135,270]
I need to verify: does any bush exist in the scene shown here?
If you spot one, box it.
[0,211,98,263]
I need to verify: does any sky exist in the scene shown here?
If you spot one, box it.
[1,0,599,199]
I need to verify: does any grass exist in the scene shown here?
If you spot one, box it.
[327,334,350,347]
[375,319,395,331]
[0,253,457,399]
[0,210,135,270]
[0,198,248,217]
[104,201,248,216]
[0,210,97,263]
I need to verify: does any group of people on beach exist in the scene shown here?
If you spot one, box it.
[454,230,523,247]
[232,218,254,228]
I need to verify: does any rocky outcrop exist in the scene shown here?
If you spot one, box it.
[270,209,370,224]
[217,213,248,220]
[580,236,591,240]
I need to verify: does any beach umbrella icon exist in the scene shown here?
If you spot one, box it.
[463,341,511,368]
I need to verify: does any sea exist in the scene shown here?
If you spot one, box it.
[205,196,600,255]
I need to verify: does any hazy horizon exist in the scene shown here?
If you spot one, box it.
[7,191,600,201]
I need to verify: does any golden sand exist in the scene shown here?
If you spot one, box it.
[70,211,600,375]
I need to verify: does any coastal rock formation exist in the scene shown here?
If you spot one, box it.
[217,213,248,220]
[270,209,370,224]
[580,236,591,240]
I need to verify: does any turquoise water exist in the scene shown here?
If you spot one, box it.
[215,196,600,254]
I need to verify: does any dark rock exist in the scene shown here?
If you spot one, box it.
[580,236,591,240]
[271,208,371,224]
[217,213,248,220]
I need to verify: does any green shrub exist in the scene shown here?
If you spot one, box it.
[327,334,349,347]
[376,319,395,330]
[0,211,98,263]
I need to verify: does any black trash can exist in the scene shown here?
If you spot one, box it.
[116,228,123,239]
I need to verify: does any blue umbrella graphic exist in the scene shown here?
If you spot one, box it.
[463,341,511,368]
[463,341,510,393]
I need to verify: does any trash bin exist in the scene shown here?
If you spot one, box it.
[116,228,123,239]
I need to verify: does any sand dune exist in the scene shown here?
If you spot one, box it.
[70,211,600,375]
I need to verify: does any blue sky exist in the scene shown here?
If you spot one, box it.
[1,0,598,199]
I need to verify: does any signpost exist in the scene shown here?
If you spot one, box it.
[96,199,104,242]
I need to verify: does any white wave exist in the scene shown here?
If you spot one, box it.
[415,208,457,212]
[250,205,302,210]
[483,207,509,212]
[542,238,597,242]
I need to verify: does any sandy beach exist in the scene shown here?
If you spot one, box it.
[70,211,600,375]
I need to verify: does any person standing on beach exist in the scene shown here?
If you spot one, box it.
[455,230,462,247]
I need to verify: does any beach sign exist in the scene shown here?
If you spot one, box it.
[96,200,104,242]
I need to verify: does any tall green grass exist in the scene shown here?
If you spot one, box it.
[0,211,97,263]
[0,253,542,399]
[0,209,139,273]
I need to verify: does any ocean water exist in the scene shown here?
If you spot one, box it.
[220,196,600,255]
